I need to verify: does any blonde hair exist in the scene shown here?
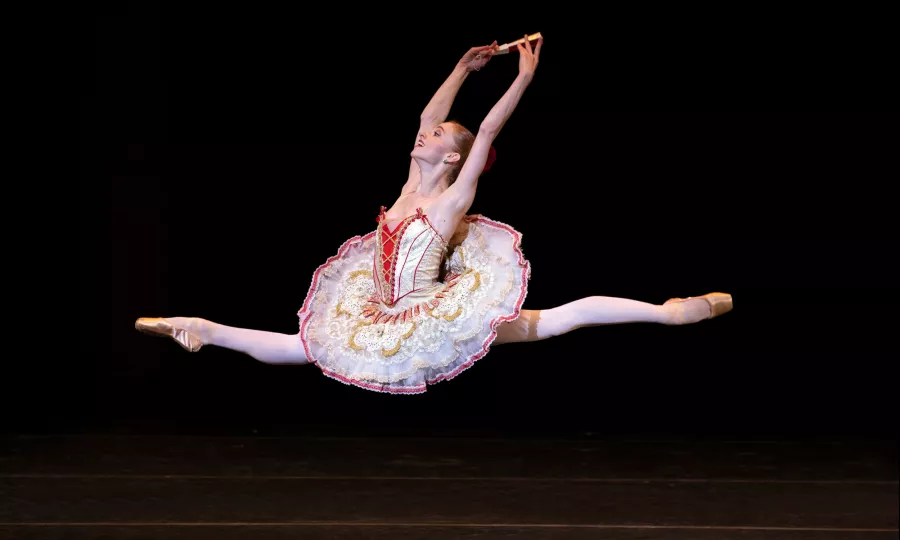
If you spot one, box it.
[447,121,476,185]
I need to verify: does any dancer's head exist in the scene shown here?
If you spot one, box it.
[411,121,476,184]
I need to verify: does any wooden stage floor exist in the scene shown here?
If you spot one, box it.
[1,434,897,539]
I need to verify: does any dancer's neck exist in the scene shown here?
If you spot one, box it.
[415,162,451,198]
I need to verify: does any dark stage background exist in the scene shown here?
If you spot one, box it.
[71,5,895,441]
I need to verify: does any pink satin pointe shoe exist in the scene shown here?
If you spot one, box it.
[664,292,733,325]
[135,318,204,352]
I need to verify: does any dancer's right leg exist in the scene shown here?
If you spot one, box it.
[136,317,309,365]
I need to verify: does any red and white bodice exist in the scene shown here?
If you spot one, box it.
[297,207,530,395]
[374,206,447,307]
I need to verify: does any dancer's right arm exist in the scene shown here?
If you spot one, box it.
[437,37,542,216]
[401,43,498,195]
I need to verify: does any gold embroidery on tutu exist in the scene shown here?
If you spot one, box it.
[348,321,371,351]
[306,216,528,386]
[443,306,463,321]
[381,321,418,357]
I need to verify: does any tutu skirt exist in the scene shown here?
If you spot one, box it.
[297,216,530,394]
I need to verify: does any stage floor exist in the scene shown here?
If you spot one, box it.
[1,434,897,539]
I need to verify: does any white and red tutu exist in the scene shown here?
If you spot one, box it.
[297,207,530,394]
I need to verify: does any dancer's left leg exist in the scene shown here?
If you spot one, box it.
[494,293,730,345]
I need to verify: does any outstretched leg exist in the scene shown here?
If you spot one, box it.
[494,293,730,345]
[136,317,309,365]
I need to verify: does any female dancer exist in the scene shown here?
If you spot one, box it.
[136,36,732,394]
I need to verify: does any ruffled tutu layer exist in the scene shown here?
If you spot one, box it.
[297,216,530,394]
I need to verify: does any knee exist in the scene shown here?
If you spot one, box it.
[264,333,309,365]
[522,307,575,340]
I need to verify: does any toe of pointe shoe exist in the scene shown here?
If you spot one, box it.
[664,293,733,320]
[704,292,733,318]
[135,317,203,352]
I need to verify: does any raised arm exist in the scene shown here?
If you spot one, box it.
[421,42,498,128]
[401,43,498,195]
[440,36,543,212]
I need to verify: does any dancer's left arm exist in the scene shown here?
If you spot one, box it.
[440,36,542,214]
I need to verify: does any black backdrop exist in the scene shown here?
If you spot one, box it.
[72,5,895,440]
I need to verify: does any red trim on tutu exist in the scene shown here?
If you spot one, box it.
[297,215,529,395]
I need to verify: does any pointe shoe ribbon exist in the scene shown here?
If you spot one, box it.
[135,318,204,352]
[664,292,733,321]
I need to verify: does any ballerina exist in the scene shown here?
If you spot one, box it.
[136,35,732,394]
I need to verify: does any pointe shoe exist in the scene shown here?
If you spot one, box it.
[664,292,733,324]
[135,318,204,352]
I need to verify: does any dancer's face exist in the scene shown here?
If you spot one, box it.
[411,122,458,164]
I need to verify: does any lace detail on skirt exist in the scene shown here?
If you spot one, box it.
[298,216,530,394]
